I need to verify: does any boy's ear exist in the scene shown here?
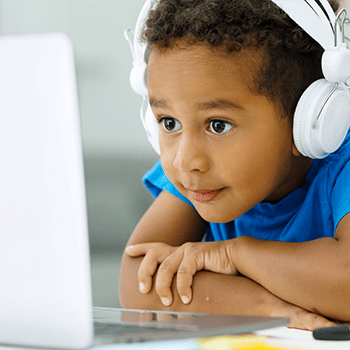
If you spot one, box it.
[292,142,302,157]
[290,117,302,157]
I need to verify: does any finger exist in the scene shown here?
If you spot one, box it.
[302,314,337,331]
[138,247,174,294]
[156,250,184,306]
[137,252,161,293]
[125,243,165,257]
[176,255,198,304]
[289,310,337,331]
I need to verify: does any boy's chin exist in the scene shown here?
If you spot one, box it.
[194,205,236,224]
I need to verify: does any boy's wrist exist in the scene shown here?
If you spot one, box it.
[224,235,247,275]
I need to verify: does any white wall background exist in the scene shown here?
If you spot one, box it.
[0,0,155,158]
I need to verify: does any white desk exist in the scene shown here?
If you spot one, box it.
[1,328,350,350]
[90,327,350,350]
[256,326,350,349]
[1,323,349,350]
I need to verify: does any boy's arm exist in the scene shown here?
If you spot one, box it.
[119,190,207,308]
[127,213,350,321]
[232,212,350,321]
[119,191,336,330]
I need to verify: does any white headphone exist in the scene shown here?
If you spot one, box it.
[124,0,160,154]
[125,0,350,159]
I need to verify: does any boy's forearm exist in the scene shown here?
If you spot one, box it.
[120,253,295,316]
[233,232,350,320]
[119,252,338,330]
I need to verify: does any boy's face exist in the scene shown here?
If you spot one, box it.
[147,44,310,223]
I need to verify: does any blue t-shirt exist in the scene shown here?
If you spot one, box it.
[143,130,350,243]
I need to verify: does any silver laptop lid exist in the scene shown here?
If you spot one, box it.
[0,32,93,349]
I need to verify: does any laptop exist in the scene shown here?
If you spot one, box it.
[0,32,288,349]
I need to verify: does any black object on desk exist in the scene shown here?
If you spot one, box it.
[313,324,350,340]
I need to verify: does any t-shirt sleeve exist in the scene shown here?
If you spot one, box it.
[331,159,350,229]
[142,160,194,208]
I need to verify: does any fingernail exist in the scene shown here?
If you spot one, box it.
[161,297,171,306]
[139,283,146,293]
[181,295,190,304]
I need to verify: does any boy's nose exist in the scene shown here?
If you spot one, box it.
[173,133,210,173]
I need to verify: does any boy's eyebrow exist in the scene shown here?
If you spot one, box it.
[149,98,167,108]
[149,98,244,110]
[197,99,244,111]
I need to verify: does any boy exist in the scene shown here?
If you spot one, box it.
[119,0,350,330]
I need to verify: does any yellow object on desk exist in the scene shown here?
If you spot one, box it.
[197,334,299,350]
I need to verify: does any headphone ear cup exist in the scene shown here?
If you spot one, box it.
[293,81,320,158]
[144,104,160,155]
[322,46,350,83]
[293,79,350,159]
[129,61,148,96]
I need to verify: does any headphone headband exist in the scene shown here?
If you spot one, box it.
[271,0,336,50]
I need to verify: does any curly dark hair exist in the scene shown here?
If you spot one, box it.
[142,0,339,118]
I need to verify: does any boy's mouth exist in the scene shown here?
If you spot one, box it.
[189,188,224,203]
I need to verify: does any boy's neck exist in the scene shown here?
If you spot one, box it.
[263,157,314,204]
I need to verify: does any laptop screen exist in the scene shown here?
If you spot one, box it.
[0,32,93,349]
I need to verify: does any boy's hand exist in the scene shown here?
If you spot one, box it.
[125,240,238,306]
[124,242,340,331]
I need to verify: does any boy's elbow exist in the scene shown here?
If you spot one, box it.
[119,289,149,310]
[119,279,165,311]
[314,270,350,322]
[119,254,141,309]
[332,279,350,321]
[118,277,140,310]
[118,254,159,311]
[329,262,350,320]
[119,280,154,310]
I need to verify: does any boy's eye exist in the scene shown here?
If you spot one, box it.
[161,117,182,132]
[209,120,233,134]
